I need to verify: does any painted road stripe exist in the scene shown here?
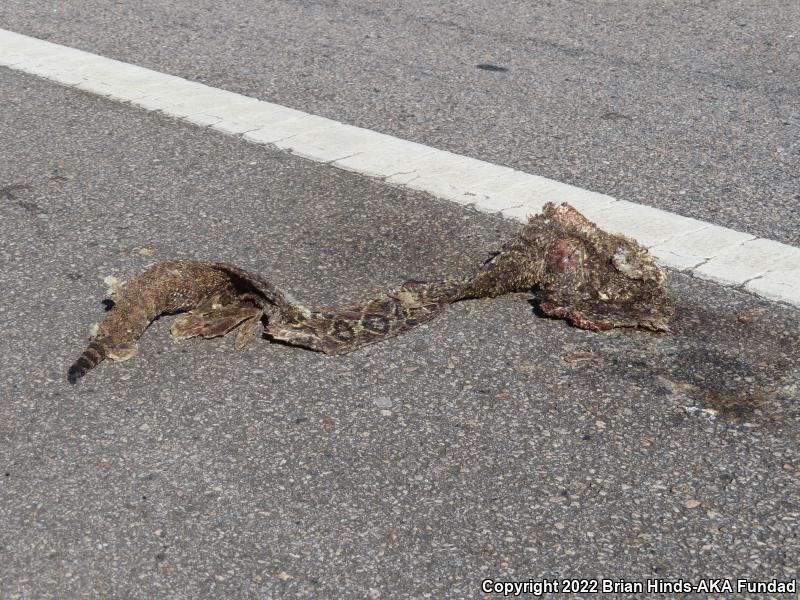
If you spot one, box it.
[1,28,798,307]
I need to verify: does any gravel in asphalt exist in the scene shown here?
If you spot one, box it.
[1,68,798,598]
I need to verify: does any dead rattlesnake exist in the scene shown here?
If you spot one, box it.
[68,202,673,383]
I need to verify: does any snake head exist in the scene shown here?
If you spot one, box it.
[531,203,674,332]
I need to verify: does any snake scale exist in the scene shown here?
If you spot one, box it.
[68,202,674,383]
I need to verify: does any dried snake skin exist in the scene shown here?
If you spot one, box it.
[67,261,300,383]
[68,202,674,382]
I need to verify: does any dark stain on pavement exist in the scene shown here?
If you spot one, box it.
[702,388,769,421]
[0,182,46,216]
[476,63,508,72]
[0,183,33,201]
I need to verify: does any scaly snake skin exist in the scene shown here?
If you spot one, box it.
[68,203,674,383]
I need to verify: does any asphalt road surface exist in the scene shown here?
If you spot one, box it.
[0,0,798,245]
[0,2,800,599]
[1,60,799,599]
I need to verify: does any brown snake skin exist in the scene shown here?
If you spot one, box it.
[68,203,674,383]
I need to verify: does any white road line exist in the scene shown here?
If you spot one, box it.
[1,28,798,307]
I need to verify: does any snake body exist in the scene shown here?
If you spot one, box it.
[68,203,674,382]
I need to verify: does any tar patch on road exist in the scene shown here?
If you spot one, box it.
[476,63,508,72]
